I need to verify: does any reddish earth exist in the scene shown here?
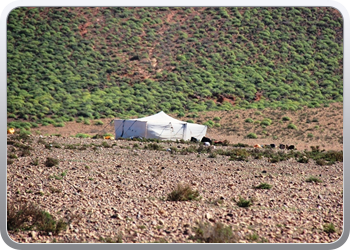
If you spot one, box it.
[29,103,343,152]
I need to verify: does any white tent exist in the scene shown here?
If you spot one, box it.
[114,111,207,141]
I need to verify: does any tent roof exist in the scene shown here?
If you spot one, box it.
[130,111,185,124]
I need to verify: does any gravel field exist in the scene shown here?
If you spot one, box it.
[7,135,343,243]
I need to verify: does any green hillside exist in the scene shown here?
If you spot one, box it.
[7,7,343,126]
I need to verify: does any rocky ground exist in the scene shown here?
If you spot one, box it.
[6,134,343,243]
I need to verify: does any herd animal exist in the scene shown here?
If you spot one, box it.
[200,137,295,150]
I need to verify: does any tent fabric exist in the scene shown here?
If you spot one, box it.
[114,111,207,141]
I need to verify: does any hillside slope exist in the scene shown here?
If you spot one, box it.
[7,7,343,123]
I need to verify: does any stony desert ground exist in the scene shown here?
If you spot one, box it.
[6,134,343,244]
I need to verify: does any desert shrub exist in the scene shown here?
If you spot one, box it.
[21,148,31,157]
[94,120,104,125]
[254,111,262,115]
[213,116,221,121]
[245,118,254,123]
[306,176,322,183]
[84,119,91,125]
[177,112,185,117]
[307,133,314,138]
[8,153,18,159]
[203,120,215,128]
[101,141,112,148]
[297,157,309,163]
[208,152,217,158]
[144,143,164,151]
[246,133,257,139]
[32,158,39,166]
[232,143,249,147]
[214,139,230,146]
[92,134,104,139]
[235,196,253,207]
[323,150,343,162]
[197,145,212,154]
[254,183,272,189]
[323,223,336,233]
[235,114,240,118]
[54,122,65,127]
[260,118,272,126]
[45,157,59,167]
[180,145,197,154]
[75,133,91,138]
[288,123,298,130]
[166,183,200,201]
[282,116,291,121]
[7,200,69,235]
[76,117,84,123]
[190,221,238,243]
[187,119,194,123]
[99,235,123,243]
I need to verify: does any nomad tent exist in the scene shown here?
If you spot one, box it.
[114,111,207,141]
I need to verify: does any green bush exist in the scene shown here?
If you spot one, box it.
[306,176,322,183]
[213,116,221,121]
[260,118,272,126]
[323,223,336,233]
[235,196,253,207]
[203,120,215,128]
[287,123,298,130]
[246,133,257,139]
[254,183,272,189]
[245,118,254,123]
[166,183,200,201]
[7,200,70,235]
[75,133,91,138]
[94,120,104,125]
[282,116,291,121]
[187,119,194,123]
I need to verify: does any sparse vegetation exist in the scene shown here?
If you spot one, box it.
[254,183,272,190]
[45,157,59,168]
[306,176,322,183]
[246,133,257,139]
[190,221,238,243]
[167,183,200,201]
[235,196,254,207]
[7,200,73,235]
[323,223,336,234]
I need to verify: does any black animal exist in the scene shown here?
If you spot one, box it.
[287,145,295,150]
[279,144,286,149]
[201,137,212,144]
[270,144,276,148]
[191,137,198,142]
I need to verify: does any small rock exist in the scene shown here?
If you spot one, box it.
[205,213,212,220]
[29,231,37,239]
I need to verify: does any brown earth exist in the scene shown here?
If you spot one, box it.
[7,134,343,244]
[29,102,343,152]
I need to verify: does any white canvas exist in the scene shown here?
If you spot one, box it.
[114,111,207,141]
